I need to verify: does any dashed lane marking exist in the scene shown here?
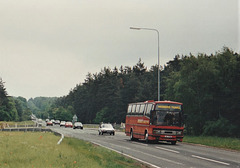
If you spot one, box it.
[156,146,180,154]
[192,155,230,166]
[92,141,161,168]
[93,140,184,166]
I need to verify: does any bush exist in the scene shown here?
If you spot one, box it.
[203,117,237,137]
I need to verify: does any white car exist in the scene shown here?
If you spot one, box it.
[60,121,66,127]
[37,119,43,127]
[51,119,55,124]
[98,123,115,135]
[55,120,60,125]
[73,122,83,129]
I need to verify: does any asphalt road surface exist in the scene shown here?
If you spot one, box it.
[50,125,240,168]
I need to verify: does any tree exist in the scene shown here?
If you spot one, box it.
[164,48,240,136]
[0,78,8,107]
[49,47,240,137]
[93,107,110,123]
[27,97,57,119]
[0,78,18,121]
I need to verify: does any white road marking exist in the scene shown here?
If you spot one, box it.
[192,155,230,166]
[93,140,184,166]
[57,133,64,145]
[156,146,180,154]
[92,141,161,168]
[131,141,148,146]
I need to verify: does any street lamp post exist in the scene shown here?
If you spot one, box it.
[130,27,160,101]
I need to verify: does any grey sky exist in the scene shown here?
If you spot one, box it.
[0,0,239,99]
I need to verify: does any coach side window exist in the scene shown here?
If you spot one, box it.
[127,105,132,114]
[139,104,145,115]
[136,104,141,115]
[132,104,136,114]
[146,104,153,116]
[143,104,147,116]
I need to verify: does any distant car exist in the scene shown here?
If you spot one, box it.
[98,123,115,135]
[46,120,53,126]
[55,120,60,125]
[65,122,73,128]
[60,121,66,127]
[51,119,55,124]
[73,122,83,129]
[37,119,43,127]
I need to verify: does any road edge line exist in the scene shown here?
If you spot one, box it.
[192,155,230,166]
[91,141,161,168]
[57,133,64,145]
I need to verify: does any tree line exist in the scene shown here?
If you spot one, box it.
[28,97,74,122]
[27,97,57,119]
[0,78,31,121]
[52,47,240,137]
[1,47,239,137]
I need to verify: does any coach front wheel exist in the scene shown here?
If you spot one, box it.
[130,130,136,141]
[144,131,149,143]
[130,130,134,140]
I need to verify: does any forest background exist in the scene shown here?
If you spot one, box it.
[1,47,239,137]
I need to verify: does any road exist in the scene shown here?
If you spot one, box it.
[50,125,240,168]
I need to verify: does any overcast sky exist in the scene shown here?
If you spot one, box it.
[0,0,239,99]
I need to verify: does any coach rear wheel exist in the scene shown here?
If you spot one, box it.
[171,141,176,145]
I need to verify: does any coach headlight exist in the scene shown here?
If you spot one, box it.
[160,130,165,134]
[153,129,163,134]
[176,131,182,135]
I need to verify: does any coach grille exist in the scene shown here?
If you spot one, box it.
[153,129,182,135]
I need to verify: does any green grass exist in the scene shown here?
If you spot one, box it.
[0,132,147,168]
[0,121,35,126]
[83,124,99,128]
[183,135,240,151]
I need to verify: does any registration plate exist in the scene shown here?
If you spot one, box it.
[165,135,172,138]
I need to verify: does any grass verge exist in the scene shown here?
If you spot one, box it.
[0,132,148,168]
[183,135,240,151]
[0,121,35,126]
